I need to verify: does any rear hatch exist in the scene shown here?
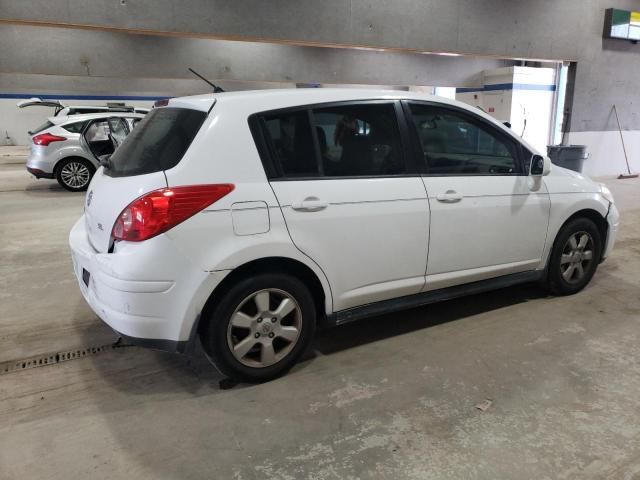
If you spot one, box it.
[84,104,211,252]
[17,98,65,116]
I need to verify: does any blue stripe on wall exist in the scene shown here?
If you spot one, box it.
[0,93,170,101]
[457,83,556,93]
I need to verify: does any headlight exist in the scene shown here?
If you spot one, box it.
[599,183,615,204]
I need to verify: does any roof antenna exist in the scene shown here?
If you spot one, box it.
[188,68,225,93]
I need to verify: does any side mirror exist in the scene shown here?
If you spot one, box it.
[530,154,551,176]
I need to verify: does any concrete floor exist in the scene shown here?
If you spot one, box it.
[2,153,640,479]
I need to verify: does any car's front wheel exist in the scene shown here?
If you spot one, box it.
[56,158,94,192]
[545,217,603,295]
[201,273,316,382]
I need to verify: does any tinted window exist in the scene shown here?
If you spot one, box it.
[66,108,106,115]
[107,118,129,148]
[408,103,520,175]
[106,108,206,178]
[30,121,54,135]
[85,120,110,142]
[262,110,318,177]
[312,103,404,176]
[62,121,86,133]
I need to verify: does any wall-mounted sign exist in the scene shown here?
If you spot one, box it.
[604,8,640,41]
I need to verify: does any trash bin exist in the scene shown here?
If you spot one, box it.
[546,145,589,173]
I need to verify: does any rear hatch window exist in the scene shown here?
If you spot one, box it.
[105,107,207,177]
[29,120,54,136]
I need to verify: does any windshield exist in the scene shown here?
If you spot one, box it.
[105,107,207,178]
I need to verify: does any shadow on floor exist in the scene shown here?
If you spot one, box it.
[312,282,546,357]
[81,281,547,396]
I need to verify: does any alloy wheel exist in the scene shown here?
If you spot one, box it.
[226,288,302,368]
[60,161,91,189]
[560,231,594,284]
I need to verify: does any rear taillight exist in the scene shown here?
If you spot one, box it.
[111,184,235,242]
[32,133,67,146]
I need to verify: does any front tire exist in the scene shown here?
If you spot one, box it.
[56,158,94,192]
[545,217,602,295]
[201,273,317,382]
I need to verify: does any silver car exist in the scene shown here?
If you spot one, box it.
[18,98,149,121]
[25,112,145,191]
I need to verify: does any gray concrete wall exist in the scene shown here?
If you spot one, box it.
[0,73,295,98]
[2,0,638,133]
[0,25,511,88]
[0,0,590,60]
[0,73,296,146]
[0,23,514,146]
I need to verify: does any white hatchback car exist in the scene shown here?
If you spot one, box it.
[69,89,619,382]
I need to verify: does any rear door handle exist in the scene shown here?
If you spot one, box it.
[436,190,463,203]
[291,197,328,212]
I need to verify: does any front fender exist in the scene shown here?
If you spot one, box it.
[540,192,610,269]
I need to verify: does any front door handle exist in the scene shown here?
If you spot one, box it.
[436,190,463,203]
[291,197,328,212]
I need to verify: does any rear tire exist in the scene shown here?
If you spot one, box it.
[200,273,316,382]
[56,158,94,192]
[545,217,602,296]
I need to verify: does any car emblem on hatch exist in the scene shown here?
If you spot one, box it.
[86,190,93,207]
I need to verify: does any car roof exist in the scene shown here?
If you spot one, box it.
[167,88,541,155]
[49,111,147,124]
[168,88,471,111]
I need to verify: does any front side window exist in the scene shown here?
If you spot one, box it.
[311,103,404,177]
[408,103,521,175]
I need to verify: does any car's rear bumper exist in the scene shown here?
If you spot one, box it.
[26,166,54,179]
[69,216,228,352]
[26,146,56,175]
[602,202,619,260]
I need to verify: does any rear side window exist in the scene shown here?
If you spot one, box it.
[262,110,319,177]
[311,103,404,176]
[62,121,86,133]
[106,107,207,177]
[256,102,405,178]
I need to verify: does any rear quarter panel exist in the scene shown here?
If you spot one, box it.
[162,98,334,313]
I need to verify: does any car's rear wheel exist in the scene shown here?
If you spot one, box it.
[545,217,602,295]
[201,273,316,382]
[56,158,94,192]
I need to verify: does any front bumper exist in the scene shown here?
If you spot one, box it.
[602,202,620,260]
[69,216,228,353]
